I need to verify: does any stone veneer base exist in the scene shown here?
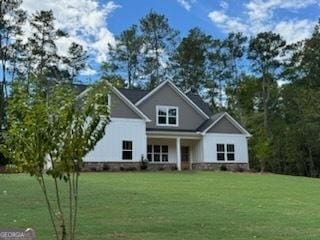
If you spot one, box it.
[82,162,177,172]
[82,162,249,172]
[192,162,249,171]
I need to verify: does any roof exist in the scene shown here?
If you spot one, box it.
[73,83,89,95]
[118,88,150,104]
[73,83,213,118]
[119,84,212,118]
[186,92,213,116]
[197,113,224,132]
[72,82,250,136]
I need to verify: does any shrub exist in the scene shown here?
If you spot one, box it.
[140,155,149,170]
[220,165,228,171]
[0,153,9,166]
[4,164,19,173]
[127,167,137,171]
[171,166,177,171]
[103,164,110,171]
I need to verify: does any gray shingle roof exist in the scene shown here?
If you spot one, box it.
[186,92,213,116]
[73,83,89,95]
[118,88,150,104]
[197,113,225,132]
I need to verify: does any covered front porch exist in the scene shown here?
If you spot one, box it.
[146,132,202,170]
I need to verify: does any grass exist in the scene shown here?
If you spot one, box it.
[1,172,320,240]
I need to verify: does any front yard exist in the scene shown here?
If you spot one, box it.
[1,172,320,239]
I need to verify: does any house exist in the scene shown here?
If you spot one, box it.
[83,80,251,171]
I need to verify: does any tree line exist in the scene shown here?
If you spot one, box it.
[2,1,320,177]
[104,11,320,177]
[0,0,87,165]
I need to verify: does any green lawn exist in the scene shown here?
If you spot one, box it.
[1,172,320,240]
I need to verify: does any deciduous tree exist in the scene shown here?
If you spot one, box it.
[2,76,111,240]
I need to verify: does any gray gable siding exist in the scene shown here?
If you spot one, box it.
[110,92,141,119]
[138,84,206,130]
[207,116,242,134]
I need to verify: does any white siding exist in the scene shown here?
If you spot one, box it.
[202,133,248,163]
[84,118,147,162]
[193,138,204,163]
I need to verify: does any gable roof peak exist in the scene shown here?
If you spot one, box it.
[135,80,210,119]
[199,112,251,137]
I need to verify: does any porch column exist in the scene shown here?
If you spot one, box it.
[176,137,181,171]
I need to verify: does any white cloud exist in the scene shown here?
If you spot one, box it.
[177,0,196,11]
[208,0,320,43]
[21,0,120,64]
[208,11,247,33]
[219,1,229,10]
[274,19,315,44]
[245,0,320,21]
[80,67,98,76]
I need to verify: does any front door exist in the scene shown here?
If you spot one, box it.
[181,146,190,170]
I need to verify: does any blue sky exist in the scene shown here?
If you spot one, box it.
[20,0,320,81]
[108,0,226,37]
[108,0,320,42]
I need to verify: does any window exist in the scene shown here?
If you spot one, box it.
[227,144,235,161]
[122,141,132,160]
[217,144,225,161]
[156,106,178,126]
[147,145,152,162]
[162,145,168,162]
[154,145,161,162]
[147,145,169,162]
[216,144,235,161]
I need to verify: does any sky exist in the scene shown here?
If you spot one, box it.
[20,0,320,82]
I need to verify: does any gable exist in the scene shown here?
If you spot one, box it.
[207,116,242,134]
[110,92,142,119]
[138,83,207,130]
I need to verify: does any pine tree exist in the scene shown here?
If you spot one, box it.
[223,32,247,85]
[0,0,26,131]
[207,39,232,108]
[140,10,178,89]
[248,32,286,135]
[27,10,67,80]
[171,27,211,92]
[65,42,87,82]
[108,25,142,88]
[248,31,286,171]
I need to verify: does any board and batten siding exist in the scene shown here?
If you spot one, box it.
[84,118,147,162]
[110,92,141,119]
[138,84,207,130]
[202,133,249,163]
[207,117,242,134]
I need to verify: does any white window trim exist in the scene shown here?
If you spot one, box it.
[147,144,169,163]
[216,143,235,162]
[156,105,179,127]
[122,140,133,160]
